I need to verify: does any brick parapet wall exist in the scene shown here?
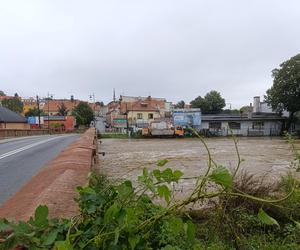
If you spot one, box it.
[0,128,97,221]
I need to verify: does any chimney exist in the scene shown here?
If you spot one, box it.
[253,96,260,113]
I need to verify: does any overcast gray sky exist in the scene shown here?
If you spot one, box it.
[0,0,299,108]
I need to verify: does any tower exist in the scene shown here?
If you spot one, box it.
[113,88,116,102]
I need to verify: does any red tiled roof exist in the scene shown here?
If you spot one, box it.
[120,97,164,113]
[43,100,82,112]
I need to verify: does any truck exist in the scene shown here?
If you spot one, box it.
[142,120,184,137]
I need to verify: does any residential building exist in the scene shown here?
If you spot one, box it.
[119,96,162,127]
[0,106,30,129]
[0,96,15,103]
[22,97,38,114]
[119,95,172,128]
[43,99,81,115]
[106,100,120,127]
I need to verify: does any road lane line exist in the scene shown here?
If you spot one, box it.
[0,136,72,160]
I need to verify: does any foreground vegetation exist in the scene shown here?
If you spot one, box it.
[0,134,300,249]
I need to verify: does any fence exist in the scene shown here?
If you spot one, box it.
[200,128,282,137]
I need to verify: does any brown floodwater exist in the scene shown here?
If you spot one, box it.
[97,137,299,200]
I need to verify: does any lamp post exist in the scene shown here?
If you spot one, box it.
[89,93,96,127]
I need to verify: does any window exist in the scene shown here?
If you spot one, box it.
[137,113,143,119]
[252,121,264,130]
[209,122,221,130]
[228,122,241,130]
[148,113,154,119]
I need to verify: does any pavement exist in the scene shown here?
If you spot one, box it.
[0,134,80,205]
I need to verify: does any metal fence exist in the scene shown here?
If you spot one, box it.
[200,128,282,137]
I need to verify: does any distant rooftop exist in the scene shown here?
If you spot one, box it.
[0,106,27,123]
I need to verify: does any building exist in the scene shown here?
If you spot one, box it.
[119,95,172,128]
[0,105,30,129]
[43,116,76,131]
[22,97,38,114]
[43,99,81,115]
[201,113,285,136]
[197,96,288,136]
[252,96,289,117]
[0,96,15,103]
[27,116,45,129]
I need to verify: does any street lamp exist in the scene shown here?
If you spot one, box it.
[89,93,96,127]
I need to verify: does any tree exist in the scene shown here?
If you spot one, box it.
[24,107,46,117]
[72,102,94,126]
[0,90,5,96]
[222,109,240,115]
[190,90,225,114]
[57,102,68,116]
[240,105,253,114]
[174,100,185,109]
[2,97,24,113]
[265,54,300,129]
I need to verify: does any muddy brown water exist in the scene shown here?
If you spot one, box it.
[98,137,298,200]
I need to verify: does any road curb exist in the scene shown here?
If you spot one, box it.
[0,128,97,221]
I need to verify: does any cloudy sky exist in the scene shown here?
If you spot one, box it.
[0,0,299,108]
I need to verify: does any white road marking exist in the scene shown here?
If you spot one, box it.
[0,136,71,160]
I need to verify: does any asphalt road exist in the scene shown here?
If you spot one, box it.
[0,134,80,205]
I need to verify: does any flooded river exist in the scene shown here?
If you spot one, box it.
[98,137,297,199]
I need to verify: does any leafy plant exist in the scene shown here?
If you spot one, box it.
[1,132,299,249]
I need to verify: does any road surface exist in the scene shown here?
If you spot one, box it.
[0,134,80,205]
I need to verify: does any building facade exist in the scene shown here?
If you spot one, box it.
[0,106,30,129]
[200,113,285,136]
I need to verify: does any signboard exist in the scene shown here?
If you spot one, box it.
[173,109,201,128]
[112,118,127,128]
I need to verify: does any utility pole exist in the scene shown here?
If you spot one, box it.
[126,103,129,136]
[36,95,41,129]
[47,93,53,133]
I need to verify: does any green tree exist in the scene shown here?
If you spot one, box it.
[2,97,24,113]
[0,90,5,96]
[191,90,225,114]
[240,105,253,114]
[222,109,240,115]
[266,54,300,129]
[174,100,185,109]
[57,102,68,116]
[72,102,94,126]
[24,107,46,117]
